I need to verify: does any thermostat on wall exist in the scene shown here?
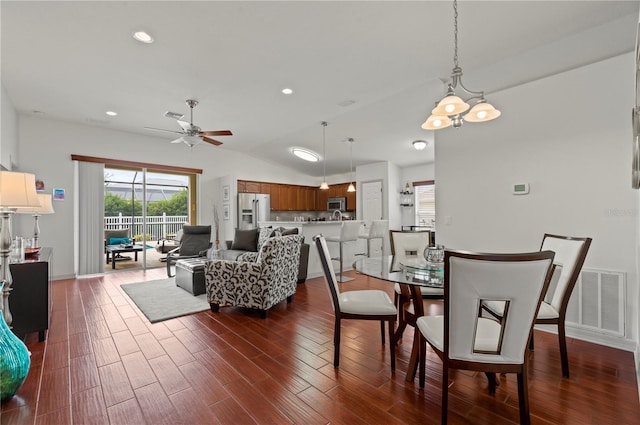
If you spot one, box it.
[513,183,529,195]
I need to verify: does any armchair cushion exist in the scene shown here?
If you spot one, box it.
[230,228,259,252]
[108,237,131,245]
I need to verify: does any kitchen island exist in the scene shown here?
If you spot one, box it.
[259,220,365,280]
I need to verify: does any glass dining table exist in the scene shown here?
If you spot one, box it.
[354,255,444,382]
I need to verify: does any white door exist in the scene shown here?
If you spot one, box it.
[361,180,384,256]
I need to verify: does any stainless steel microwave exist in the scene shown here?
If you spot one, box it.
[327,197,346,211]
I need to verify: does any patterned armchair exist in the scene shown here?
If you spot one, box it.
[204,234,303,318]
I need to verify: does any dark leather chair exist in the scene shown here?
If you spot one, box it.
[166,225,212,277]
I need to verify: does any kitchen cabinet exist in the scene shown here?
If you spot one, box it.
[237,180,262,193]
[345,186,356,211]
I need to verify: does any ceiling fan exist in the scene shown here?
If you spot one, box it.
[144,99,232,147]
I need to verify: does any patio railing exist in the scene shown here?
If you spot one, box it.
[104,213,188,240]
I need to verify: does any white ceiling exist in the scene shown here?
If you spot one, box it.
[2,1,638,177]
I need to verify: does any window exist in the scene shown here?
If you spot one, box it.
[414,180,435,227]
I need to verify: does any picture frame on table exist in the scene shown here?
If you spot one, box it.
[223,185,230,202]
[223,203,230,220]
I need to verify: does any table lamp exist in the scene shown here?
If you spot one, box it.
[0,171,40,326]
[15,193,55,248]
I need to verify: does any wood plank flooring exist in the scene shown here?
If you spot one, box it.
[1,268,638,424]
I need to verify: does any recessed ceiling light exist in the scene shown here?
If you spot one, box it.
[282,88,293,95]
[105,111,118,116]
[291,147,319,162]
[133,31,154,44]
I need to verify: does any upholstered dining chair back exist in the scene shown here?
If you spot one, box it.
[540,234,592,312]
[389,230,430,259]
[445,250,555,363]
[315,234,341,313]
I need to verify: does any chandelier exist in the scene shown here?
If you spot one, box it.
[422,0,500,130]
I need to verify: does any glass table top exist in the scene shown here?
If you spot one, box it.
[354,255,444,288]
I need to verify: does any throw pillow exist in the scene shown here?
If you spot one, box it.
[109,237,131,245]
[281,227,299,236]
[231,228,259,252]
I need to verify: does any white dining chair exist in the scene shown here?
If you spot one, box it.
[314,234,397,370]
[417,249,555,425]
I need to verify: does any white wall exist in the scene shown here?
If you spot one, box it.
[436,52,638,347]
[15,116,325,279]
[1,82,19,169]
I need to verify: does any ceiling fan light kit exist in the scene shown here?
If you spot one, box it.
[422,0,500,131]
[144,99,232,148]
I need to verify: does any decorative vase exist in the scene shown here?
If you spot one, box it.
[0,281,31,402]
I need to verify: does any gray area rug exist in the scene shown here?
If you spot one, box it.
[120,278,208,323]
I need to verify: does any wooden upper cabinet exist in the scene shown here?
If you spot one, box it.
[245,181,261,193]
[260,183,271,195]
[345,186,356,211]
[237,181,246,193]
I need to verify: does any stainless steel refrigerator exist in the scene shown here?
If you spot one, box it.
[238,193,270,229]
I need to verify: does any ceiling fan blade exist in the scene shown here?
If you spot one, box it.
[144,126,183,135]
[199,130,233,136]
[201,136,223,146]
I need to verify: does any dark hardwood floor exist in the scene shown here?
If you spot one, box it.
[1,268,638,424]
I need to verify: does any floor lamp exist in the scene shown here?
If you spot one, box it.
[16,193,55,248]
[0,171,40,326]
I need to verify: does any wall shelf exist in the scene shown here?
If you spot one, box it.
[400,189,414,207]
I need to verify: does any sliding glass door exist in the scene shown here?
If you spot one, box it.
[104,166,192,270]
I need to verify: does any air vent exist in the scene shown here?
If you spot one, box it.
[164,111,184,119]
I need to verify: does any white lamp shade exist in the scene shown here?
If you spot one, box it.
[464,101,501,122]
[347,183,356,192]
[432,94,469,116]
[421,114,452,130]
[319,181,329,190]
[16,193,55,214]
[0,171,40,208]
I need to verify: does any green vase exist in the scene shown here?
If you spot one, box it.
[0,281,31,402]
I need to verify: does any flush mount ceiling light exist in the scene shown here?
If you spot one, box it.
[319,121,329,190]
[132,31,154,44]
[281,88,293,95]
[291,147,319,162]
[422,0,500,130]
[347,138,356,193]
[413,140,428,150]
[105,111,117,116]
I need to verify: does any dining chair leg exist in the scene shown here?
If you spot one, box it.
[388,320,396,371]
[406,331,420,382]
[334,317,341,367]
[441,364,449,425]
[558,321,570,378]
[419,334,426,388]
[529,332,535,350]
[517,369,531,425]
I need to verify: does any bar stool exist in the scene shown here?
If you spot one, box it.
[358,220,387,257]
[325,221,361,282]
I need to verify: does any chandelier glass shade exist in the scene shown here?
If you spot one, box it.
[422,0,500,130]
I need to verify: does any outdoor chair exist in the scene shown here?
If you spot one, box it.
[104,228,134,262]
[166,225,212,277]
[417,249,555,425]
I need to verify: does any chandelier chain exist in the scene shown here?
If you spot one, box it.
[453,0,459,68]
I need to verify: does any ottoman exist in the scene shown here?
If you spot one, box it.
[175,258,207,296]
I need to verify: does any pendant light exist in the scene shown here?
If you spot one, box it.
[319,121,329,190]
[347,138,356,192]
[421,0,500,130]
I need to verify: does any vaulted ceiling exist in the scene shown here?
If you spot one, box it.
[2,1,638,177]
